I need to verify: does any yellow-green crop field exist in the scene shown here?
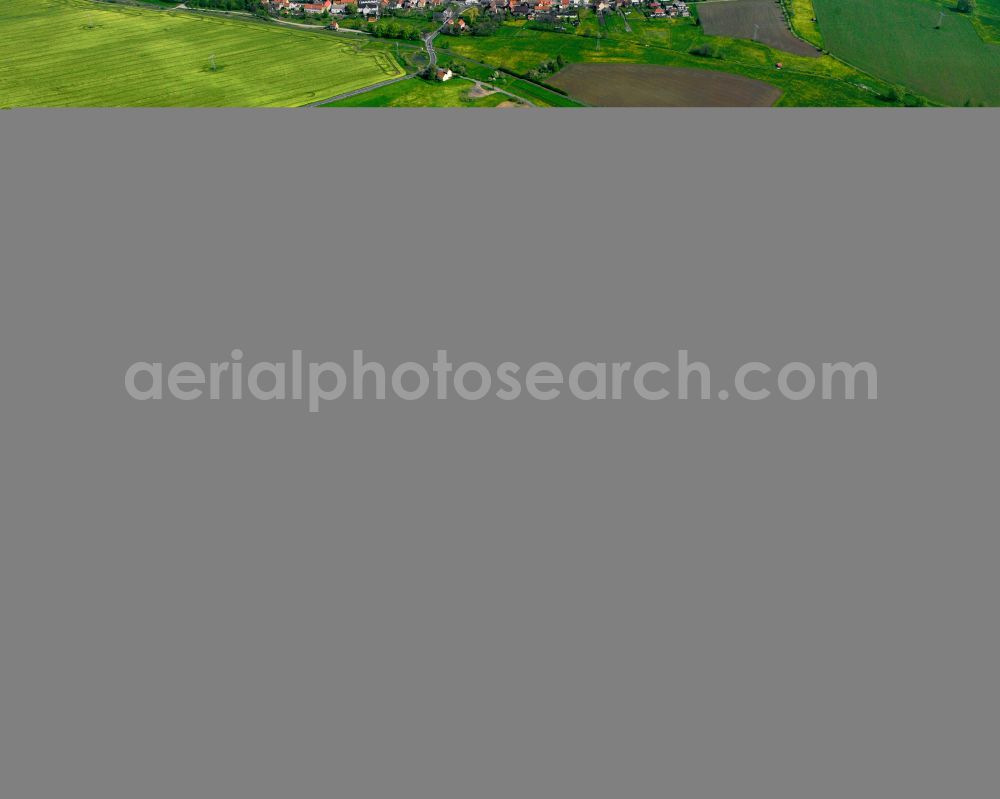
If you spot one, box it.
[0,0,403,107]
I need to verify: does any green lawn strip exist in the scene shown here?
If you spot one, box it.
[501,76,585,106]
[779,0,825,49]
[1,0,403,107]
[813,0,1000,105]
[435,50,586,106]
[322,76,510,106]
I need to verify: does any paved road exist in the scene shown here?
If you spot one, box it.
[424,25,445,70]
[306,14,442,108]
[307,73,415,107]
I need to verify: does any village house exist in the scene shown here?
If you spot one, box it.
[272,0,332,12]
[436,67,453,81]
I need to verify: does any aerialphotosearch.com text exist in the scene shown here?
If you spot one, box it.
[126,350,878,411]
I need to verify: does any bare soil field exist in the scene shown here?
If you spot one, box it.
[698,0,821,57]
[548,63,782,106]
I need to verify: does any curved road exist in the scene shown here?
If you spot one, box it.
[308,19,443,107]
[424,23,445,70]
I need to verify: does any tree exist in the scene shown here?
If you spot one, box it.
[345,2,357,14]
[473,15,498,35]
[956,0,975,13]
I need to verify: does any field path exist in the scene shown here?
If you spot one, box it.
[460,77,535,107]
[307,73,415,106]
[173,5,371,34]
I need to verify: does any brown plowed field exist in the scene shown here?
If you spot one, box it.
[548,63,782,106]
[698,0,821,57]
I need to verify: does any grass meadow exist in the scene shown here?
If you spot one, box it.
[813,0,1000,105]
[0,0,403,107]
[324,77,514,106]
[436,18,901,105]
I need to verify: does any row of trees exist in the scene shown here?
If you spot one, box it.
[524,54,564,81]
[365,22,424,39]
[185,0,262,11]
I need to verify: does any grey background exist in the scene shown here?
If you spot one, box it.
[1,110,998,799]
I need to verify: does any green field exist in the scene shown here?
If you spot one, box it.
[0,0,403,107]
[813,0,1000,105]
[324,77,518,107]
